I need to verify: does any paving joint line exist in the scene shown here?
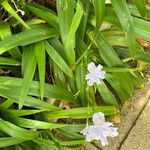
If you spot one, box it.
[118,97,150,150]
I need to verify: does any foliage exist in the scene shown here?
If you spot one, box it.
[0,0,150,149]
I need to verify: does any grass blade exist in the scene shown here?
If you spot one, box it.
[56,0,75,66]
[92,0,105,31]
[44,106,116,119]
[19,44,37,109]
[45,41,74,79]
[135,0,146,18]
[0,57,20,66]
[66,0,83,48]
[111,0,142,57]
[34,41,46,100]
[0,118,39,139]
[97,81,118,106]
[13,118,65,129]
[1,1,29,29]
[0,137,27,148]
[0,88,60,110]
[0,25,59,55]
[25,2,58,28]
[0,76,75,101]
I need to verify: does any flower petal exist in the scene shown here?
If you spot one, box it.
[93,112,105,125]
[97,64,103,70]
[87,62,96,72]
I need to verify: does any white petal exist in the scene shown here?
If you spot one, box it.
[99,135,109,146]
[108,127,119,137]
[86,135,93,142]
[85,74,90,80]
[87,62,96,72]
[93,112,105,125]
[99,71,106,79]
[103,122,113,127]
[87,79,94,86]
[97,64,103,70]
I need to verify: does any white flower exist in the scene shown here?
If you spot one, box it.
[85,62,106,86]
[80,112,119,146]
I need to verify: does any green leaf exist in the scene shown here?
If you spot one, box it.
[0,76,75,101]
[110,0,141,56]
[104,67,135,73]
[115,47,150,64]
[92,0,105,31]
[0,99,14,110]
[45,41,74,79]
[0,23,22,59]
[0,24,59,55]
[60,140,85,146]
[44,106,116,119]
[88,30,123,66]
[56,0,75,66]
[13,117,65,129]
[106,77,129,104]
[135,0,146,18]
[77,0,90,40]
[75,63,87,106]
[66,0,83,48]
[97,81,118,106]
[103,5,150,42]
[0,118,39,139]
[7,109,45,117]
[25,2,58,28]
[49,38,67,61]
[19,44,37,109]
[1,1,29,29]
[56,128,84,140]
[133,17,150,42]
[0,88,60,110]
[0,137,27,148]
[34,41,46,100]
[0,57,20,66]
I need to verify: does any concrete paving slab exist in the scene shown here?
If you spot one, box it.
[120,98,150,150]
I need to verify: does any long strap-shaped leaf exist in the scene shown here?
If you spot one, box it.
[111,0,141,57]
[103,5,150,43]
[66,0,83,48]
[92,0,105,31]
[57,0,75,67]
[77,0,91,40]
[0,137,27,148]
[34,41,46,100]
[0,23,22,59]
[19,44,37,109]
[0,57,20,66]
[0,88,60,110]
[0,25,59,55]
[135,0,146,18]
[0,118,39,139]
[44,106,116,119]
[1,1,29,29]
[25,2,58,28]
[88,31,123,66]
[97,81,118,106]
[13,117,66,129]
[45,41,74,79]
[0,76,75,101]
